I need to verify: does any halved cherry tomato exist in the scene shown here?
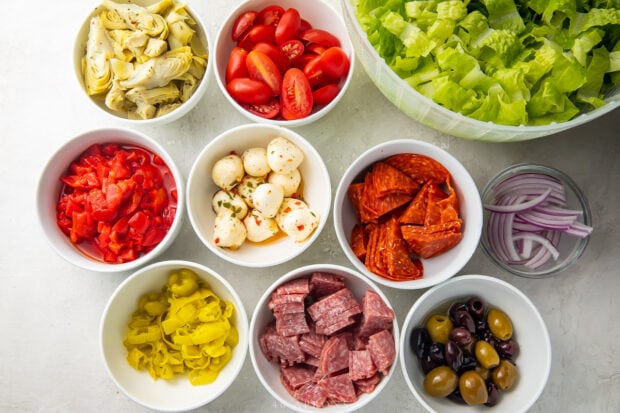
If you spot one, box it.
[281,68,313,119]
[246,50,282,95]
[318,47,350,79]
[280,39,305,62]
[300,29,341,48]
[231,10,258,41]
[257,5,285,26]
[299,19,312,32]
[291,52,317,69]
[237,24,275,50]
[303,55,336,88]
[306,43,328,55]
[243,98,281,119]
[252,42,289,74]
[226,47,249,83]
[275,8,301,45]
[226,78,272,104]
[312,83,340,106]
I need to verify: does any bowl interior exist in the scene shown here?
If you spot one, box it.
[250,264,399,412]
[186,124,331,267]
[73,0,211,124]
[480,164,592,278]
[333,139,482,289]
[400,275,551,413]
[214,0,355,127]
[36,128,184,273]
[100,260,249,412]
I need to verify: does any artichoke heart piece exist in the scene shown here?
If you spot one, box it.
[144,37,168,58]
[109,29,150,62]
[102,0,168,38]
[177,73,198,102]
[166,5,195,47]
[105,80,127,112]
[120,46,193,89]
[125,83,181,119]
[83,16,115,95]
[110,58,134,81]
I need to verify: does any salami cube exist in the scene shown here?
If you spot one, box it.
[307,288,361,323]
[354,373,381,394]
[275,278,310,296]
[299,328,327,359]
[259,323,305,366]
[280,365,316,390]
[314,305,360,335]
[367,330,396,375]
[358,290,395,337]
[303,355,320,368]
[319,373,358,404]
[309,272,345,298]
[275,311,310,337]
[348,349,377,381]
[319,335,349,376]
[292,381,327,408]
[269,293,306,314]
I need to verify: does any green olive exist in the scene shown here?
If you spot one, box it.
[423,366,458,398]
[487,308,513,340]
[475,340,500,369]
[492,359,519,391]
[459,370,488,405]
[475,365,490,381]
[425,314,453,344]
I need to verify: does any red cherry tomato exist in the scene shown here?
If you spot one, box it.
[237,24,276,50]
[281,68,313,119]
[275,8,301,45]
[243,98,280,119]
[226,78,272,104]
[291,52,317,69]
[312,84,340,106]
[299,19,312,32]
[318,47,350,79]
[231,11,258,41]
[226,47,249,83]
[252,42,289,74]
[303,55,336,88]
[300,29,341,48]
[246,50,283,96]
[280,39,305,61]
[306,43,328,55]
[257,5,285,26]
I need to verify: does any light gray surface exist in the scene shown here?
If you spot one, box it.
[1,1,619,412]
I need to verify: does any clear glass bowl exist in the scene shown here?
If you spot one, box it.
[481,164,592,278]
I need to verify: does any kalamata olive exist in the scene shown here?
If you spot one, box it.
[459,370,488,405]
[482,331,498,348]
[444,340,464,372]
[492,359,519,391]
[458,352,478,374]
[496,338,520,359]
[449,326,473,347]
[410,327,432,359]
[428,342,445,364]
[467,296,486,320]
[447,389,466,405]
[420,355,440,374]
[453,310,476,333]
[485,381,501,407]
[423,366,458,398]
[487,308,513,340]
[475,340,500,369]
[448,301,468,322]
[426,314,453,344]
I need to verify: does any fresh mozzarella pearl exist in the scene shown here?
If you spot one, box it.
[213,214,247,249]
[236,175,265,208]
[267,168,301,197]
[275,198,310,230]
[277,207,319,242]
[252,183,284,218]
[243,209,279,242]
[267,137,304,174]
[242,147,271,177]
[212,154,244,190]
[211,190,248,219]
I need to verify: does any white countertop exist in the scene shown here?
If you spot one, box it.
[2,1,619,412]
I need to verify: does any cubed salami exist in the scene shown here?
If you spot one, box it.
[319,373,358,404]
[348,350,377,381]
[354,373,381,394]
[293,382,327,408]
[358,290,395,337]
[269,293,306,314]
[319,335,349,375]
[310,272,346,298]
[299,327,328,359]
[260,323,306,366]
[275,278,310,295]
[314,306,359,336]
[367,330,395,375]
[307,288,361,323]
[275,311,310,337]
[280,365,316,390]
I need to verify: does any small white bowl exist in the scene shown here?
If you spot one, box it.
[250,264,399,412]
[100,260,249,412]
[36,128,184,273]
[186,123,330,267]
[400,274,552,412]
[213,0,355,127]
[73,0,212,125]
[333,139,483,290]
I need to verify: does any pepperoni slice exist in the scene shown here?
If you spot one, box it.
[369,162,419,197]
[399,180,431,225]
[401,222,463,259]
[350,224,367,260]
[385,153,450,185]
[384,217,422,280]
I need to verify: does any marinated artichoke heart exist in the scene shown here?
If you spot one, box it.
[82,0,207,119]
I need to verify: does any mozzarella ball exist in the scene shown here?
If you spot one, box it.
[268,168,301,197]
[212,154,244,190]
[211,190,248,219]
[243,209,279,243]
[267,137,304,174]
[213,214,247,249]
[252,183,284,218]
[277,207,319,242]
[275,198,311,229]
[236,175,265,208]
[242,147,271,177]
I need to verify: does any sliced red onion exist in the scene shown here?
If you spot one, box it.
[484,187,552,213]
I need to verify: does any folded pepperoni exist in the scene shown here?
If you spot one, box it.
[425,179,460,226]
[399,180,431,225]
[360,190,412,223]
[347,183,364,219]
[401,224,463,259]
[384,216,422,280]
[350,224,367,261]
[369,162,419,197]
[385,153,450,185]
[364,224,388,278]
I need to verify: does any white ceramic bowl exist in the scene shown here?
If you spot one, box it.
[250,264,399,412]
[400,274,551,412]
[73,0,212,125]
[36,128,184,273]
[341,0,620,141]
[100,260,248,411]
[333,139,482,290]
[213,0,355,127]
[186,123,331,267]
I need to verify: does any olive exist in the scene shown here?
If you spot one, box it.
[453,310,476,333]
[475,365,490,381]
[423,366,458,398]
[467,296,486,320]
[420,355,440,374]
[475,340,500,369]
[487,308,513,340]
[475,318,488,336]
[485,381,501,407]
[459,370,488,405]
[447,389,466,405]
[449,326,472,347]
[458,352,478,375]
[410,327,432,359]
[448,301,468,322]
[428,342,445,364]
[492,359,519,391]
[426,314,453,344]
[444,340,464,372]
[496,338,520,359]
